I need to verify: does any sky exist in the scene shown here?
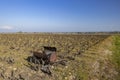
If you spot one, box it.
[0,0,120,32]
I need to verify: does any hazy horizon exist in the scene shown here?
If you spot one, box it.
[0,0,120,32]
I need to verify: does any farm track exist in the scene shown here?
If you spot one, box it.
[0,34,117,80]
[83,36,117,80]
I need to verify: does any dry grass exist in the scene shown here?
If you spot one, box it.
[0,33,118,80]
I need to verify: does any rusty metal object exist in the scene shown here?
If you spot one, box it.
[49,52,57,64]
[31,46,57,75]
[32,46,57,64]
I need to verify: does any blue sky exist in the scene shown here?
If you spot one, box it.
[0,0,120,32]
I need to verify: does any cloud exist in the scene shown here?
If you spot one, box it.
[0,26,13,30]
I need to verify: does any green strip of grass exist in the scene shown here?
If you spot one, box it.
[112,35,120,79]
